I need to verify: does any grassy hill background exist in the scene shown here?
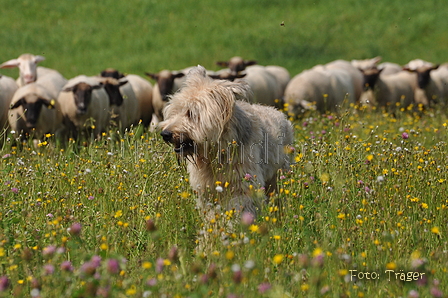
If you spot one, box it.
[1,0,446,80]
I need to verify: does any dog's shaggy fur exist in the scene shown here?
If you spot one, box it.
[160,65,293,216]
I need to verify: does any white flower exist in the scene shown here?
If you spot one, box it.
[215,185,223,192]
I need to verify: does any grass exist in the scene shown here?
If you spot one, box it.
[0,104,447,297]
[1,1,448,297]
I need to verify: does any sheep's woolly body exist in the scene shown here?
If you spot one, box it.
[0,75,18,130]
[160,66,293,216]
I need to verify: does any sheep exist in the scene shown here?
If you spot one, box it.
[351,56,382,70]
[58,76,110,139]
[216,56,257,75]
[145,69,186,121]
[404,63,448,106]
[284,64,355,115]
[265,65,290,102]
[0,53,56,87]
[0,75,18,131]
[100,69,154,128]
[359,68,418,112]
[403,59,435,71]
[8,70,67,138]
[325,59,364,102]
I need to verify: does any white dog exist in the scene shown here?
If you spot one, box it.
[159,65,293,217]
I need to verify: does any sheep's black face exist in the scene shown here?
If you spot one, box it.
[72,83,93,115]
[9,96,45,129]
[103,83,124,106]
[417,69,432,89]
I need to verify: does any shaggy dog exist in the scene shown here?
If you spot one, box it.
[159,65,294,217]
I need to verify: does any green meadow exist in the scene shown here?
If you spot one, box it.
[1,1,448,297]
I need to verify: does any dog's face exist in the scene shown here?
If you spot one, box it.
[159,66,250,158]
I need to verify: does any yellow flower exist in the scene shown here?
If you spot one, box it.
[367,154,374,161]
[225,250,235,260]
[142,262,152,269]
[273,235,281,240]
[431,226,440,235]
[386,262,396,270]
[273,254,284,265]
[339,269,348,276]
[114,210,123,218]
[312,247,323,257]
[249,224,259,233]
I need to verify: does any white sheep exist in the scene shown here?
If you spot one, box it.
[351,56,382,70]
[8,70,67,138]
[0,53,56,87]
[265,65,290,101]
[58,75,110,139]
[0,75,18,131]
[403,59,435,71]
[359,68,418,111]
[284,64,355,115]
[404,63,448,105]
[100,72,154,130]
[325,59,364,102]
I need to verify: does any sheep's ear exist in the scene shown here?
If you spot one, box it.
[145,72,158,80]
[402,66,415,73]
[63,86,75,92]
[216,61,229,67]
[174,72,185,79]
[0,59,20,69]
[34,55,45,63]
[208,74,220,80]
[244,60,257,67]
[10,99,24,109]
[118,79,128,87]
[372,56,382,64]
[234,73,246,79]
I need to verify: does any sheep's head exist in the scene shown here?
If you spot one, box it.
[96,77,128,106]
[63,82,103,115]
[100,68,125,80]
[403,65,440,89]
[0,54,45,85]
[146,70,185,102]
[10,94,55,128]
[216,56,257,75]
[360,68,383,91]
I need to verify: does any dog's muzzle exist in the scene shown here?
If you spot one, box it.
[160,130,195,155]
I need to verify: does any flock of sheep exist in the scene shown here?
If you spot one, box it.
[0,54,447,143]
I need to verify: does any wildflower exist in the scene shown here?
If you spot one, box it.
[68,222,82,236]
[43,264,55,275]
[430,287,443,298]
[146,219,157,232]
[215,185,223,192]
[88,195,94,200]
[11,187,19,194]
[42,245,56,257]
[60,261,74,272]
[244,173,252,181]
[142,262,152,269]
[168,246,179,262]
[146,278,157,286]
[408,290,419,298]
[155,258,165,273]
[273,254,284,265]
[2,154,11,159]
[258,282,272,293]
[248,224,259,233]
[386,262,396,270]
[431,226,440,235]
[377,175,385,182]
[402,132,409,139]
[244,260,255,269]
[225,251,235,260]
[0,276,10,292]
[241,212,254,226]
[232,270,242,284]
[107,259,120,275]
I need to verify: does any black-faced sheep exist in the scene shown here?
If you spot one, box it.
[58,76,110,139]
[215,56,257,75]
[8,70,67,138]
[101,69,154,128]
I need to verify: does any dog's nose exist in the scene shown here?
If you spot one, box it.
[160,130,173,142]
